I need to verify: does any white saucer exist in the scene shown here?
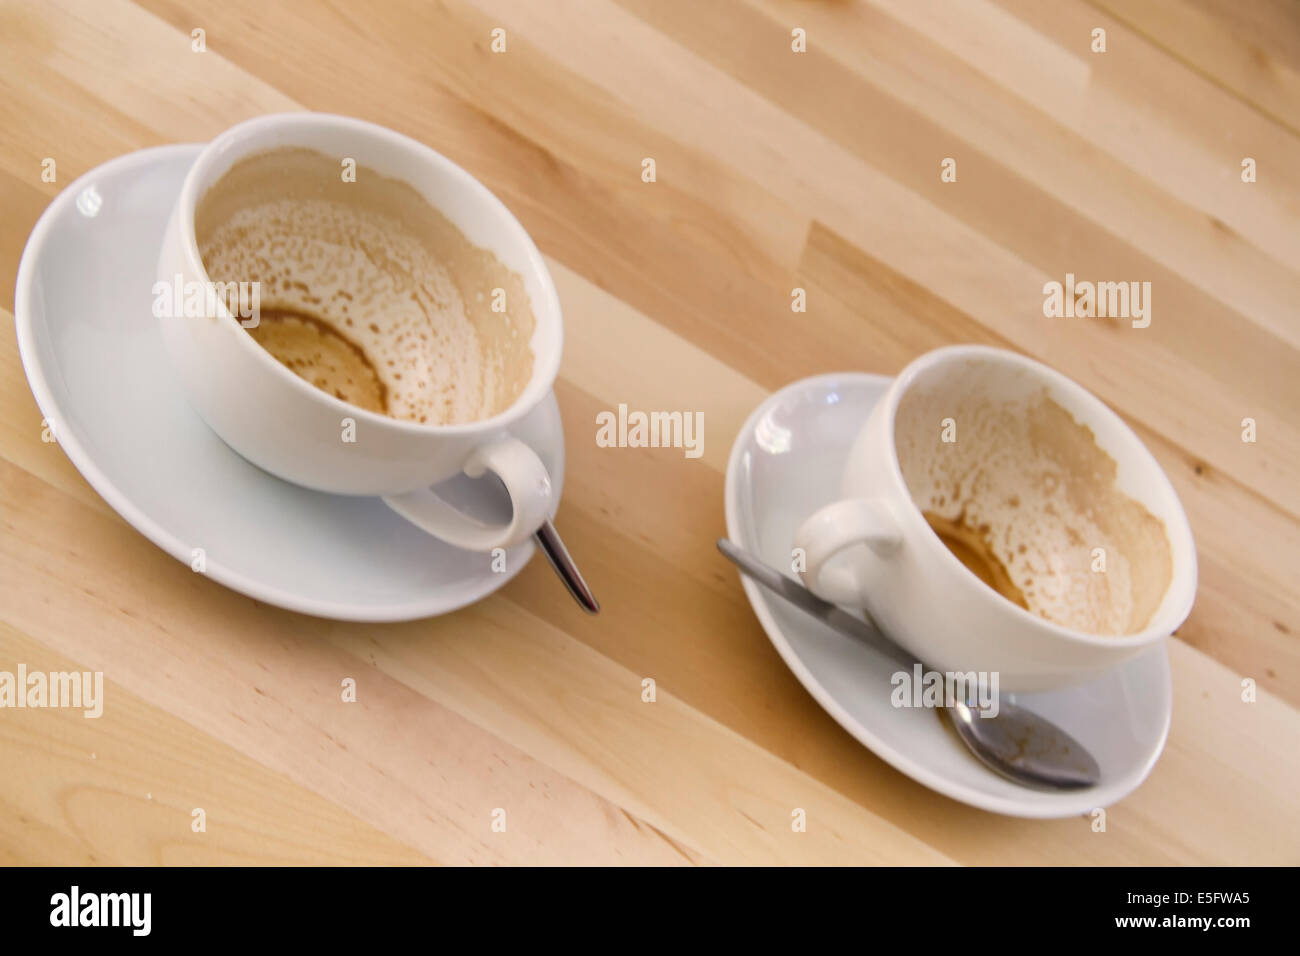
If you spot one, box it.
[14,145,564,622]
[724,373,1172,818]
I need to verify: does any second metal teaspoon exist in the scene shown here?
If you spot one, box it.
[717,537,1099,791]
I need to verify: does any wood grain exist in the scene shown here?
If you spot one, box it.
[1,0,1297,864]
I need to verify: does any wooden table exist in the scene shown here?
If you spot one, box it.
[2,0,1298,865]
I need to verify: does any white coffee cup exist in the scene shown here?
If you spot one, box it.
[157,113,563,552]
[793,345,1197,691]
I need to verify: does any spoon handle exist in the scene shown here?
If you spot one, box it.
[716,537,910,668]
[535,520,599,614]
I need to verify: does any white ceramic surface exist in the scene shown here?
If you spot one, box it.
[158,113,565,551]
[793,346,1197,691]
[725,372,1172,817]
[14,144,564,621]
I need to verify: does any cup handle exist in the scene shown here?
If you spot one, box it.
[793,499,902,606]
[381,436,553,552]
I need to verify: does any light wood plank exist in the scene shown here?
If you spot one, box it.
[0,622,434,865]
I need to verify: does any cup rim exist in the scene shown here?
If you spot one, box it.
[174,111,563,436]
[877,344,1198,650]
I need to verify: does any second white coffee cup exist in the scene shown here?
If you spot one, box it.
[793,346,1197,691]
[157,112,563,552]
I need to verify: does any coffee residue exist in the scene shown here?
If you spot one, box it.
[196,147,535,425]
[248,307,387,414]
[923,510,1029,611]
[896,381,1173,636]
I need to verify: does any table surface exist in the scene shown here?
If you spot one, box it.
[2,0,1298,865]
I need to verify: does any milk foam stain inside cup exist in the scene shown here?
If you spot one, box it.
[895,380,1174,637]
[194,147,536,425]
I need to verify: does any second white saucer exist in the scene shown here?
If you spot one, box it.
[15,145,564,622]
[724,372,1172,818]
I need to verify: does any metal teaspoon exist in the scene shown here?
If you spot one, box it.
[536,519,599,614]
[717,538,1100,791]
